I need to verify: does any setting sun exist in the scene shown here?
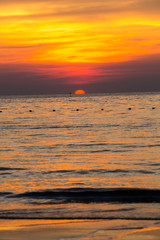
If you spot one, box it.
[74,90,86,94]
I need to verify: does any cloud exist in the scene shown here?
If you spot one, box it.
[1,0,160,20]
[90,53,160,92]
[0,54,160,95]
[0,63,66,95]
[0,0,159,95]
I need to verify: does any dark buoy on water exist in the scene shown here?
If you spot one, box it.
[128,108,132,110]
[53,109,56,112]
[0,110,2,113]
[76,109,79,111]
[101,108,104,111]
[29,110,32,112]
[152,107,155,109]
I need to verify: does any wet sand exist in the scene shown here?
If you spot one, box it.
[0,219,160,240]
[119,227,160,240]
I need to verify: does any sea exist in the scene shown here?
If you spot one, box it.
[0,92,160,238]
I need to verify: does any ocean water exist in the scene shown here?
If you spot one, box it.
[0,92,160,233]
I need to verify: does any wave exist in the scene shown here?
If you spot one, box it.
[0,204,160,220]
[7,188,160,204]
[123,144,160,148]
[1,216,160,220]
[0,192,12,196]
[43,169,129,174]
[41,169,154,175]
[0,167,25,171]
[1,123,120,130]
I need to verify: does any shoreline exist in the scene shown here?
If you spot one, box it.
[118,227,160,240]
[0,219,160,240]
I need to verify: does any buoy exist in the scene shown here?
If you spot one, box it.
[29,110,32,112]
[128,108,132,110]
[152,107,155,109]
[53,109,56,112]
[76,109,79,111]
[101,108,104,111]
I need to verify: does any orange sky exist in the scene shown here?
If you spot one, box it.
[0,0,160,94]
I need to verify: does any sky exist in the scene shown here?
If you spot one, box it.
[0,0,160,95]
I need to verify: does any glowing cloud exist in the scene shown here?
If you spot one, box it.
[0,0,160,94]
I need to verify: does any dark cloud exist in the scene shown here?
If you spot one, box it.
[0,40,79,49]
[89,54,160,93]
[0,65,66,95]
[130,0,160,13]
[1,0,160,20]
[0,45,34,49]
[0,54,160,95]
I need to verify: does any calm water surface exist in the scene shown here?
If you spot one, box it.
[0,92,160,231]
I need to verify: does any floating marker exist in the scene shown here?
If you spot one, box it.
[128,108,132,110]
[29,110,32,112]
[152,107,155,109]
[101,108,104,111]
[76,109,79,111]
[53,109,56,112]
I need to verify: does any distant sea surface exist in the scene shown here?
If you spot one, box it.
[0,92,160,230]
